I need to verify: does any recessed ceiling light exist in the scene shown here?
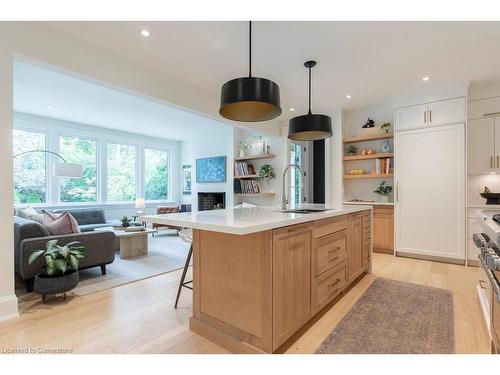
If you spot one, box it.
[47,105,54,109]
[289,107,295,111]
[140,29,150,37]
[422,76,430,81]
[346,95,352,100]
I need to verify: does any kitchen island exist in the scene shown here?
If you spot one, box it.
[140,204,372,353]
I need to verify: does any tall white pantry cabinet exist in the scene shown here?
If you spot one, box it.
[394,96,466,262]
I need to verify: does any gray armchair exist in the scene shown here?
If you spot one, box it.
[14,216,116,292]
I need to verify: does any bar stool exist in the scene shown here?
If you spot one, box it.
[174,228,193,308]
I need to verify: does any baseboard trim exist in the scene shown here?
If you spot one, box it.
[0,294,19,322]
[396,251,465,265]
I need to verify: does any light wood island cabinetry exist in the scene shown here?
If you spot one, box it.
[190,209,372,353]
[372,205,394,254]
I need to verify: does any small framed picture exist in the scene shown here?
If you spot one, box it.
[182,165,192,195]
[246,138,266,156]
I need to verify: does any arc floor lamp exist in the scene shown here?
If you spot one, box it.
[13,150,83,178]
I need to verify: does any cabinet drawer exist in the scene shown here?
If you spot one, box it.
[313,261,347,312]
[314,230,347,276]
[314,215,348,238]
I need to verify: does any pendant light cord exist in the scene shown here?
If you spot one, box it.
[249,21,252,77]
[308,65,312,114]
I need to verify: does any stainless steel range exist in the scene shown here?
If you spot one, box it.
[474,209,500,353]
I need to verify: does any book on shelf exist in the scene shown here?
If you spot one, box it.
[234,161,257,177]
[234,179,262,194]
[375,158,392,175]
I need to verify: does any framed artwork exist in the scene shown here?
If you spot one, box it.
[245,138,266,156]
[196,156,226,183]
[182,165,192,195]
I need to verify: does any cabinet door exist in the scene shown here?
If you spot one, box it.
[428,97,465,126]
[468,117,494,174]
[495,117,500,172]
[272,224,312,349]
[396,125,465,260]
[348,213,364,282]
[395,103,428,131]
[373,206,394,254]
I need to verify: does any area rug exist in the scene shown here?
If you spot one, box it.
[16,230,190,301]
[316,278,454,354]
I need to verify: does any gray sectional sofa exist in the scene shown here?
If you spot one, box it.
[14,207,134,292]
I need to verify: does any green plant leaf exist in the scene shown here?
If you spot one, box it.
[59,246,69,258]
[54,258,67,274]
[69,254,79,271]
[27,250,45,265]
[46,239,58,250]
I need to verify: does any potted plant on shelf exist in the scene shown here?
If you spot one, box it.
[346,145,357,156]
[380,121,392,134]
[374,181,393,203]
[259,164,276,191]
[28,240,86,303]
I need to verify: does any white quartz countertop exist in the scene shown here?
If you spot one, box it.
[343,201,394,206]
[139,204,371,235]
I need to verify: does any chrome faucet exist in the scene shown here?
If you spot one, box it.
[282,164,303,210]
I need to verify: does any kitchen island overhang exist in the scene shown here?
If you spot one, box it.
[140,204,372,353]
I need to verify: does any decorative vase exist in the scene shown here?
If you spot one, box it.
[34,269,79,303]
[381,195,390,203]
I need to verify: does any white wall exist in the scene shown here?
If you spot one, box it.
[342,101,394,202]
[325,109,343,205]
[180,125,234,211]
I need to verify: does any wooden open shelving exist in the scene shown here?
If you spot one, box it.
[343,133,393,144]
[234,174,260,179]
[344,173,394,180]
[344,152,394,161]
[235,192,275,197]
[235,153,275,161]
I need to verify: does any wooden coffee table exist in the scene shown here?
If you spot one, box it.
[94,227,157,259]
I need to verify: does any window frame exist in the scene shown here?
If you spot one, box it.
[56,132,100,205]
[13,126,49,207]
[105,140,139,204]
[13,114,177,209]
[143,146,171,203]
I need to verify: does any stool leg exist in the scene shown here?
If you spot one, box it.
[174,244,193,308]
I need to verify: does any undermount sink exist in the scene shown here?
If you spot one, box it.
[278,208,331,214]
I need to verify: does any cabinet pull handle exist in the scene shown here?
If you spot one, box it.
[491,156,494,169]
[396,182,399,202]
[328,278,341,288]
[328,247,341,253]
[497,156,499,169]
[424,111,426,123]
[484,112,500,117]
[429,110,432,123]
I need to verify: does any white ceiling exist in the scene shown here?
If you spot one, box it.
[13,60,229,141]
[48,21,500,121]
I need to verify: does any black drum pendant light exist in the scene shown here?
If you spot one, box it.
[219,21,282,122]
[288,61,332,141]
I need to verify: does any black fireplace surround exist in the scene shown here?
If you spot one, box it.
[198,192,226,211]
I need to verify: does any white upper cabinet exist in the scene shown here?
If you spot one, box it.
[395,97,465,131]
[467,117,495,174]
[428,98,466,126]
[395,104,427,131]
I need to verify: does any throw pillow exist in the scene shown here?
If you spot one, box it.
[42,211,81,235]
[17,206,43,224]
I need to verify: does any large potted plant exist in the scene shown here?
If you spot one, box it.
[28,240,86,303]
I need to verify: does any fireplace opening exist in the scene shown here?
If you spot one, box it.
[198,192,226,211]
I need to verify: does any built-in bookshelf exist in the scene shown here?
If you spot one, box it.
[234,155,275,196]
[343,132,394,181]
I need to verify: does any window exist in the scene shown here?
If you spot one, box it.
[13,129,47,204]
[59,135,98,203]
[107,143,137,201]
[144,148,169,201]
[290,142,303,204]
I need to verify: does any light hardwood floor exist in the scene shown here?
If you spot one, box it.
[0,253,490,354]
